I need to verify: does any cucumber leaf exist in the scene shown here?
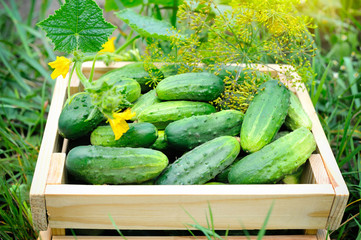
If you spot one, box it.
[115,8,185,40]
[38,0,116,53]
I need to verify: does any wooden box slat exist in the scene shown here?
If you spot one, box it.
[31,62,348,238]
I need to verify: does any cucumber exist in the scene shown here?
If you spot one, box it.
[66,145,169,184]
[130,89,161,120]
[58,93,104,140]
[93,75,141,104]
[138,101,217,129]
[101,62,163,93]
[165,110,244,150]
[228,127,316,184]
[155,136,240,185]
[156,72,224,101]
[285,92,312,130]
[282,165,305,184]
[159,63,181,78]
[150,130,168,150]
[240,80,290,153]
[90,122,158,148]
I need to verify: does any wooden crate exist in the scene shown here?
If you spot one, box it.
[30,62,348,240]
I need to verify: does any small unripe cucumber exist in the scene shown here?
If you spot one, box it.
[138,101,216,129]
[229,127,316,184]
[165,110,244,150]
[156,136,240,185]
[130,89,161,120]
[240,80,290,153]
[101,62,163,93]
[93,76,141,104]
[66,145,169,184]
[90,122,158,148]
[285,92,312,130]
[156,72,224,101]
[58,93,104,140]
[150,130,168,150]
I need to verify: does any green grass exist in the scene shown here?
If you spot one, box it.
[0,0,54,239]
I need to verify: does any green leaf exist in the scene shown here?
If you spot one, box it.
[105,0,143,11]
[115,8,185,40]
[148,0,184,7]
[37,0,116,53]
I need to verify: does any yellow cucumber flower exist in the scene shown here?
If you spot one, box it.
[48,56,72,79]
[99,37,116,53]
[108,108,136,140]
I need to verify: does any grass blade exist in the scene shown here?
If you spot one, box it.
[343,57,361,109]
[257,202,274,240]
[312,61,332,106]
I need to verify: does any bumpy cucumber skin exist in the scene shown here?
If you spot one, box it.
[156,72,224,101]
[138,101,217,129]
[165,110,244,150]
[130,89,161,120]
[58,94,104,140]
[90,122,158,148]
[285,92,312,130]
[66,145,169,184]
[240,80,290,153]
[228,127,316,184]
[155,136,240,185]
[102,62,163,93]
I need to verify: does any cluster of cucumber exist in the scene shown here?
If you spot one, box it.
[60,63,316,185]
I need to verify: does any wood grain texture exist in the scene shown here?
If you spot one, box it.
[37,226,52,240]
[47,153,66,185]
[30,74,68,231]
[45,184,334,230]
[53,236,319,240]
[301,154,330,185]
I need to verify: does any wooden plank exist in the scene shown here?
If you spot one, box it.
[47,153,67,236]
[47,153,66,185]
[295,82,349,230]
[30,74,68,231]
[316,229,331,240]
[45,184,334,230]
[301,154,330,185]
[52,235,318,240]
[38,226,52,240]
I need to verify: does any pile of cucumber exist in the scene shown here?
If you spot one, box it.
[59,63,316,185]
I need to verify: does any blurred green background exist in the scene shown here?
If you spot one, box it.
[0,0,360,239]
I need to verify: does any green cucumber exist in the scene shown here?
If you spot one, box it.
[282,165,305,184]
[66,145,169,184]
[90,122,157,148]
[159,64,181,78]
[165,110,244,150]
[58,93,104,140]
[130,89,161,120]
[93,75,141,104]
[285,92,312,130]
[138,101,216,129]
[240,80,290,153]
[102,62,163,93]
[156,72,224,101]
[156,136,240,185]
[150,130,168,150]
[228,127,316,184]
